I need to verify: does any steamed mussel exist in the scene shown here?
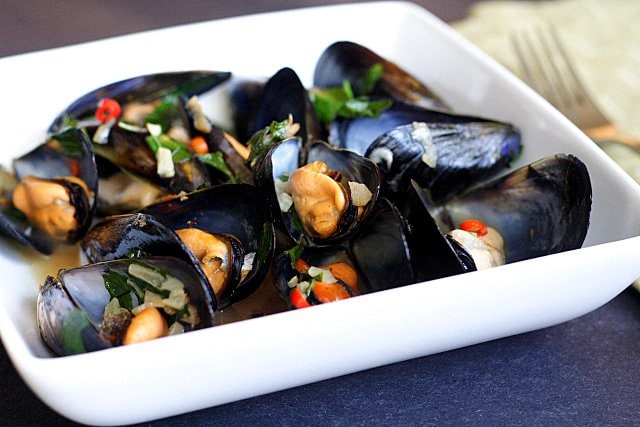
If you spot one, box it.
[0,128,98,254]
[53,70,249,210]
[252,137,380,247]
[37,255,216,356]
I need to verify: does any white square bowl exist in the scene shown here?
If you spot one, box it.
[1,2,640,425]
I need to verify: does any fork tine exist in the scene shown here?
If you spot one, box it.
[511,26,568,108]
[511,25,610,128]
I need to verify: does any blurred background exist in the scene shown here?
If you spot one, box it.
[0,0,477,58]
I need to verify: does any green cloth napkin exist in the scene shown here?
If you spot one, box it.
[452,0,640,140]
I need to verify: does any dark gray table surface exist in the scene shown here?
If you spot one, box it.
[2,1,639,425]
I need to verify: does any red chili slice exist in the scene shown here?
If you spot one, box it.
[95,98,122,123]
[459,219,488,236]
[290,288,311,309]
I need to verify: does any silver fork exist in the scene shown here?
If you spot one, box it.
[511,25,638,148]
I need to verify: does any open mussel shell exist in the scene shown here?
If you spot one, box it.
[48,71,232,132]
[416,154,592,264]
[365,121,522,202]
[313,41,449,111]
[96,120,219,194]
[140,184,276,305]
[37,256,216,356]
[253,139,380,247]
[0,128,98,254]
[272,246,359,308]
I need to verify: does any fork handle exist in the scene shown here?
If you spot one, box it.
[586,124,640,150]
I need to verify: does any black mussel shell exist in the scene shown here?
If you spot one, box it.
[37,256,216,356]
[226,76,267,143]
[249,67,323,162]
[0,128,98,254]
[313,41,448,111]
[365,121,522,202]
[404,181,475,283]
[140,184,276,305]
[349,198,417,292]
[95,122,220,194]
[417,154,592,263]
[253,139,380,247]
[328,101,502,155]
[49,71,231,132]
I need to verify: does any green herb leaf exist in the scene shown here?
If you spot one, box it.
[144,95,182,133]
[60,308,91,355]
[361,63,384,95]
[245,119,292,168]
[102,268,135,310]
[53,128,86,159]
[198,151,237,183]
[287,244,304,264]
[310,63,391,126]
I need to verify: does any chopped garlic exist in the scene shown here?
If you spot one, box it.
[288,275,299,288]
[156,146,175,178]
[348,181,373,206]
[187,96,212,134]
[241,252,256,277]
[146,122,163,137]
[308,266,337,284]
[411,122,438,168]
[275,178,293,212]
[129,263,165,287]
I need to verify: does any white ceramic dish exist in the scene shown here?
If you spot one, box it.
[2,2,640,425]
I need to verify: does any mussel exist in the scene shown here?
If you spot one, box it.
[410,154,592,266]
[272,246,359,309]
[313,41,449,112]
[48,71,231,133]
[0,128,98,254]
[139,184,276,306]
[327,101,515,155]
[253,138,380,247]
[37,255,216,356]
[365,121,522,202]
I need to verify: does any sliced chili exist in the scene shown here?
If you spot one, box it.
[95,98,122,123]
[459,219,488,236]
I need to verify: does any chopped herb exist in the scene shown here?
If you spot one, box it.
[60,308,90,355]
[310,63,392,126]
[289,208,303,232]
[53,128,86,159]
[256,222,275,267]
[102,268,135,310]
[361,63,384,95]
[198,151,237,183]
[287,244,304,264]
[145,133,236,183]
[245,119,293,168]
[59,114,79,130]
[144,95,182,133]
[128,275,171,299]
